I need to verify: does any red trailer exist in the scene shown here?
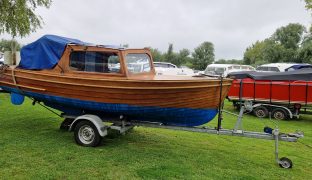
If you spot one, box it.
[227,70,312,120]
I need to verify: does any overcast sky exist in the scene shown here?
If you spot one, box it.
[1,0,311,60]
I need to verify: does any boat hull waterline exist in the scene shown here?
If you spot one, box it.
[2,86,220,126]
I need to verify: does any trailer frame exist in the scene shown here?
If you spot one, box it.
[62,104,303,169]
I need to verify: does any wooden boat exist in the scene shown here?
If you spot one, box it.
[0,35,232,126]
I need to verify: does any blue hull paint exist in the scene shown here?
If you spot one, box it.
[1,87,218,126]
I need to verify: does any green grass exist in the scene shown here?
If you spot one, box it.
[0,93,311,179]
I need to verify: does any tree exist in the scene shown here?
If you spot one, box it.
[149,46,193,67]
[0,39,22,52]
[243,23,307,65]
[262,40,287,63]
[192,42,214,70]
[305,0,312,11]
[149,48,164,62]
[297,36,312,63]
[177,48,191,66]
[271,23,306,49]
[0,0,52,38]
[215,59,243,64]
[164,43,176,63]
[243,40,267,66]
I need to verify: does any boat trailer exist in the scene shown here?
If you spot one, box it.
[62,102,303,169]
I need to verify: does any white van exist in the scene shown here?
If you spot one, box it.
[204,64,255,77]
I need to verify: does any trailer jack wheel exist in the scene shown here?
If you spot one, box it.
[279,157,293,169]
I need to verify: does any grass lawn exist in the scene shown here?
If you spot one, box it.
[0,93,311,179]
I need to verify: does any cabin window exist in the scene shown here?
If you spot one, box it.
[69,51,120,73]
[154,63,167,68]
[268,67,280,72]
[125,53,151,73]
[256,66,268,71]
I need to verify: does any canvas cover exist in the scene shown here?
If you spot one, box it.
[285,64,312,71]
[19,35,89,70]
[227,69,312,81]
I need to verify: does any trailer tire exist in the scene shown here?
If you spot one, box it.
[253,106,269,118]
[279,157,293,169]
[272,108,288,120]
[74,120,102,147]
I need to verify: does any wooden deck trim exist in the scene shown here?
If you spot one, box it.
[9,74,232,90]
[7,70,232,83]
[0,81,46,91]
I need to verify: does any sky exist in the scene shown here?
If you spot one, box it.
[1,0,311,60]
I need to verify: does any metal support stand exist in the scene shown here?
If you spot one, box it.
[217,76,223,131]
[273,128,293,168]
[233,106,245,133]
[110,120,134,135]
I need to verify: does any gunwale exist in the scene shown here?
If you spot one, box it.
[4,68,232,83]
[3,73,232,90]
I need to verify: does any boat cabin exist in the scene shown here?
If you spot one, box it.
[14,35,155,79]
[55,45,155,78]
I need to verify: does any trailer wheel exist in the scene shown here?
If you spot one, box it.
[253,106,268,118]
[74,120,102,147]
[279,157,293,169]
[272,108,288,120]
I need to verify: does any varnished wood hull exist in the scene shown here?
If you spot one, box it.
[0,69,232,126]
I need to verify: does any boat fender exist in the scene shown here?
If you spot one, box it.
[10,93,24,105]
[264,126,273,134]
[69,114,107,137]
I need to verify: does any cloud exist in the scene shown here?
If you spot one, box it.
[1,0,311,60]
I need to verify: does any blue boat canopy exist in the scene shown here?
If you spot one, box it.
[19,35,89,70]
[285,64,312,71]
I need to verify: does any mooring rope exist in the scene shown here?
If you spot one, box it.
[0,64,20,91]
[11,66,19,88]
[4,65,62,117]
[0,64,9,77]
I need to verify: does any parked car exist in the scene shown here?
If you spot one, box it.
[154,62,195,76]
[204,64,255,77]
[256,63,312,72]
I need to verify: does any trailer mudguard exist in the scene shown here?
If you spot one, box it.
[69,114,107,137]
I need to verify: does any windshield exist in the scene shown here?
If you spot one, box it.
[256,66,280,72]
[126,53,151,73]
[154,63,176,68]
[205,67,225,75]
